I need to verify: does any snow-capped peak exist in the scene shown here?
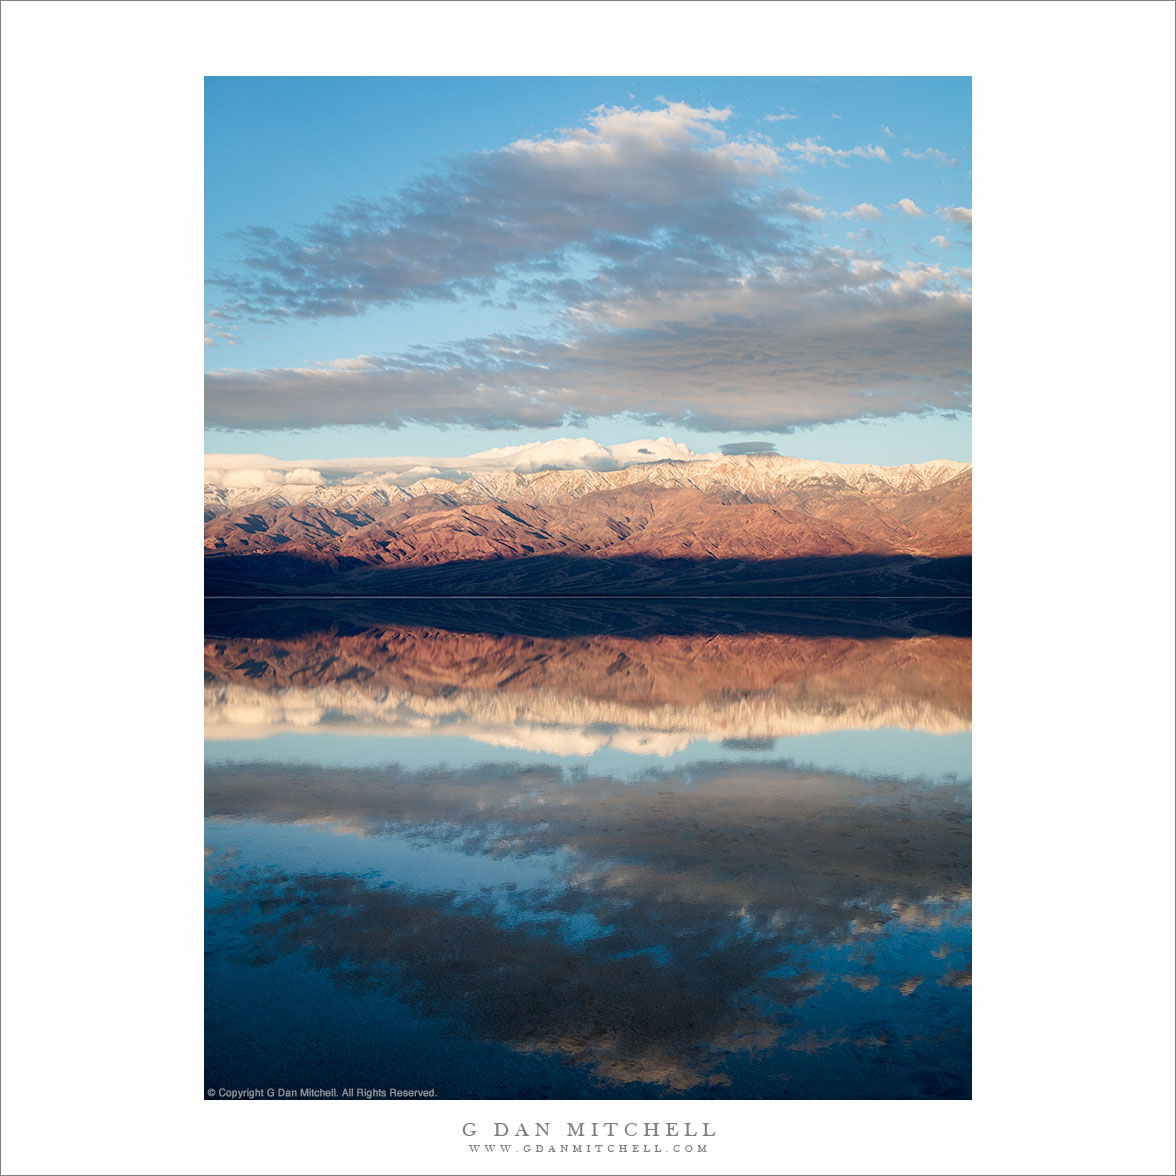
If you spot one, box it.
[203,438,970,504]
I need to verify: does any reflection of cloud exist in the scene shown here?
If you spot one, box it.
[843,974,880,991]
[207,758,972,934]
[207,753,970,1093]
[204,629,972,747]
[938,968,972,988]
[209,868,791,1091]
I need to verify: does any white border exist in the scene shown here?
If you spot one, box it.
[2,3,1174,1174]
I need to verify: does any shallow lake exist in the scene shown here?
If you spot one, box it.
[205,600,970,1099]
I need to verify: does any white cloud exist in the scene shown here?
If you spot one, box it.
[204,437,714,487]
[931,235,950,249]
[205,317,241,347]
[221,468,286,489]
[881,125,895,138]
[785,137,889,166]
[936,205,973,226]
[784,202,826,222]
[839,203,882,221]
[764,110,799,122]
[902,146,959,167]
[888,263,954,296]
[894,198,924,217]
[283,467,326,486]
[321,356,379,371]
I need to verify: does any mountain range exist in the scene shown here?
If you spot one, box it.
[205,452,971,595]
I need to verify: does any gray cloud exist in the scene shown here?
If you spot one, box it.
[936,205,973,226]
[211,102,795,323]
[206,273,971,431]
[719,441,778,455]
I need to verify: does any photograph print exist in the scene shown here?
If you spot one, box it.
[204,75,972,1101]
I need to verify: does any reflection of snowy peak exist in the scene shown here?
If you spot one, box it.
[204,678,970,751]
[204,629,971,749]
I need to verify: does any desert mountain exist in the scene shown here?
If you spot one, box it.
[205,454,971,593]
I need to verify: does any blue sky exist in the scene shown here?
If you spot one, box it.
[205,77,971,466]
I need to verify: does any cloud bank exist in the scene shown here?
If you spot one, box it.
[206,100,971,434]
[204,436,709,486]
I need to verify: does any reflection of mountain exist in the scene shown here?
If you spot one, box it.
[206,594,973,641]
[206,758,971,1095]
[204,454,970,594]
[205,628,971,747]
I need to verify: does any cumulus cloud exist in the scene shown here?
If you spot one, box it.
[937,205,973,225]
[931,235,951,249]
[894,197,924,217]
[221,467,285,489]
[881,125,895,138]
[204,315,240,348]
[764,110,799,121]
[283,467,326,486]
[839,203,882,221]
[902,146,960,167]
[209,100,792,324]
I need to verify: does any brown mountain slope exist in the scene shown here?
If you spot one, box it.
[205,475,970,568]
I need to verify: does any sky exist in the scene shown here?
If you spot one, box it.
[205,77,971,470]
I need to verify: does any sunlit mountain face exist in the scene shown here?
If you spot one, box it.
[206,602,970,1099]
[204,450,971,596]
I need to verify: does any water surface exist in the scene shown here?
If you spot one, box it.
[205,601,970,1099]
